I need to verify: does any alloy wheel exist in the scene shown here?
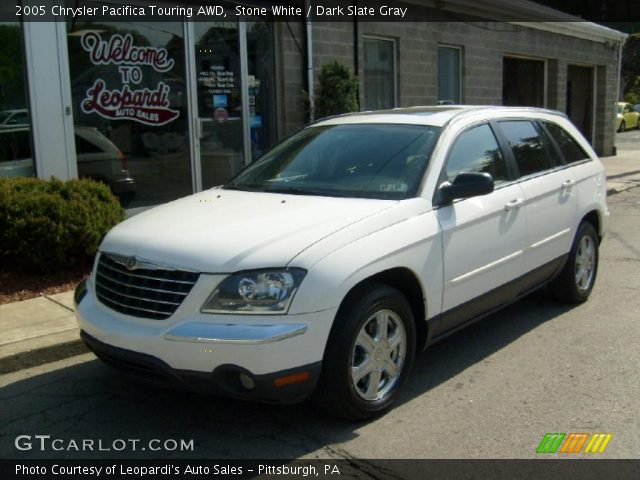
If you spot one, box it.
[575,235,596,292]
[350,309,407,401]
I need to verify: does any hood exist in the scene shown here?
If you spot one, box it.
[100,188,397,272]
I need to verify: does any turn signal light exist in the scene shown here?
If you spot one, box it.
[273,372,310,387]
[117,150,129,170]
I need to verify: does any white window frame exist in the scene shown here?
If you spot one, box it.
[362,35,398,110]
[437,44,463,104]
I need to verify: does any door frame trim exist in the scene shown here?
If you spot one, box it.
[184,21,203,193]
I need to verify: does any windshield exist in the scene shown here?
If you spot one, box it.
[224,123,440,199]
[617,105,624,114]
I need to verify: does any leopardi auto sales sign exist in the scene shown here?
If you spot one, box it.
[80,31,179,126]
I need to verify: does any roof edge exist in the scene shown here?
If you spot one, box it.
[408,0,627,43]
[509,21,627,44]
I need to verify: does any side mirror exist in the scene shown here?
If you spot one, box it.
[438,172,494,204]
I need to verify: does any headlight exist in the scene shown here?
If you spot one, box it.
[201,268,306,314]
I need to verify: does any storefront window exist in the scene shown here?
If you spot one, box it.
[0,22,34,178]
[65,6,277,205]
[67,17,192,207]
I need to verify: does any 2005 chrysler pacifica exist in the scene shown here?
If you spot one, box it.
[76,106,607,419]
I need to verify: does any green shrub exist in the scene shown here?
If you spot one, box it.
[313,61,359,119]
[0,177,125,272]
[624,91,639,105]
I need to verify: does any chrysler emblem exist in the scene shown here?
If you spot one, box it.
[125,256,138,270]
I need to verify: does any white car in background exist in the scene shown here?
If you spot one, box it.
[0,125,135,203]
[0,109,29,128]
[75,106,607,420]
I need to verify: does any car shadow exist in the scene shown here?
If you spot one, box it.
[0,290,574,459]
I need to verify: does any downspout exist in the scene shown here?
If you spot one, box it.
[353,3,359,75]
[616,39,623,103]
[614,38,624,156]
[305,0,314,121]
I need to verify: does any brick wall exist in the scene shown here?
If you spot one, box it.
[278,21,620,155]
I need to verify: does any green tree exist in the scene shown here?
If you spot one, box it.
[621,34,640,100]
[313,61,359,119]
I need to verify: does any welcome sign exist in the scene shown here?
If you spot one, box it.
[79,32,180,126]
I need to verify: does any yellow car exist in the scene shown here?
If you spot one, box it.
[616,102,640,132]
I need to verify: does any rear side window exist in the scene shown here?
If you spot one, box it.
[445,124,508,185]
[499,120,552,177]
[75,135,102,154]
[544,122,589,164]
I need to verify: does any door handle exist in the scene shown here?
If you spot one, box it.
[504,198,524,211]
[197,118,203,140]
[561,179,576,190]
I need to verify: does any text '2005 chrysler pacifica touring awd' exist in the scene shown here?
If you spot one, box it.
[75,106,607,420]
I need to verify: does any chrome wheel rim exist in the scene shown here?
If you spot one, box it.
[575,235,596,292]
[351,309,406,401]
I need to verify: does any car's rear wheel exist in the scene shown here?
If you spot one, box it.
[618,120,626,132]
[549,221,599,303]
[314,283,416,420]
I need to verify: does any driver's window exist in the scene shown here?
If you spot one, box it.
[445,124,508,185]
[624,105,632,113]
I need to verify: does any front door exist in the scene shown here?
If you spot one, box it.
[190,20,276,190]
[434,123,527,335]
[192,22,246,190]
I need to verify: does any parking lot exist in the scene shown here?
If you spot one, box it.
[1,134,639,461]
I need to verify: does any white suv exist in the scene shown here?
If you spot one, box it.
[75,106,607,420]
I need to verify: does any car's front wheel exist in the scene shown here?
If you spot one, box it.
[314,283,416,420]
[618,120,626,132]
[549,221,599,303]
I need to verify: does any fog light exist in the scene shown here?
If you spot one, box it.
[239,373,255,390]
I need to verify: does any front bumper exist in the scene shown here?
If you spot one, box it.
[74,277,336,403]
[81,331,321,403]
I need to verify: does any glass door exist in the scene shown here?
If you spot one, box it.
[192,22,246,190]
[188,19,276,191]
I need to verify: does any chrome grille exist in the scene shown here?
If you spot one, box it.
[95,254,199,320]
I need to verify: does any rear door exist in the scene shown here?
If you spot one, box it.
[434,122,527,335]
[496,120,578,275]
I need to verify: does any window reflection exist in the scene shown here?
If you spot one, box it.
[446,124,507,183]
[500,121,552,176]
[0,22,34,178]
[67,17,192,207]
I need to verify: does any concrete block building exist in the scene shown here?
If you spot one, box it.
[0,0,626,210]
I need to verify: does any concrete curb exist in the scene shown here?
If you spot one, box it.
[0,339,88,375]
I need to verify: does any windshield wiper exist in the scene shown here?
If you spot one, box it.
[265,186,314,195]
[222,183,265,192]
[265,186,360,198]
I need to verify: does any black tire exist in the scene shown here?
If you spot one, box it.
[313,282,416,421]
[618,120,626,133]
[548,222,599,303]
